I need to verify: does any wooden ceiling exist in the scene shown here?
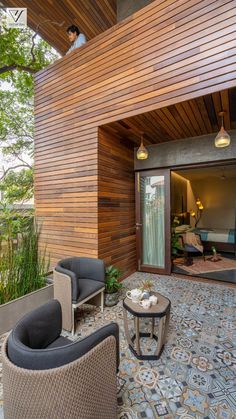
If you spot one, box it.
[1,0,116,55]
[103,88,236,146]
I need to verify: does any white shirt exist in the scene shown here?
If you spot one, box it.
[66,33,86,54]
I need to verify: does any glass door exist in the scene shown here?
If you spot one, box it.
[136,169,171,274]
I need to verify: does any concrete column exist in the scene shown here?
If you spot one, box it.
[117,0,153,21]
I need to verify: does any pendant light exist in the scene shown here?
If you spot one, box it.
[137,134,148,160]
[214,111,231,148]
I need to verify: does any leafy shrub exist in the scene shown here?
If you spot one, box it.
[0,210,49,305]
[105,265,122,294]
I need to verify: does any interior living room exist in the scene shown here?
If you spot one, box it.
[171,164,236,283]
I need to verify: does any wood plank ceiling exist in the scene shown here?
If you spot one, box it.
[104,88,236,146]
[1,0,117,54]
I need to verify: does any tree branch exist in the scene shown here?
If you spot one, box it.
[0,165,31,181]
[35,19,65,33]
[11,151,32,169]
[0,65,37,75]
[29,32,37,64]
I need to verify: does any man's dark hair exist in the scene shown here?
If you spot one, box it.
[66,25,80,36]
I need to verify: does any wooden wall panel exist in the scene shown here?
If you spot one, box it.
[34,0,236,272]
[98,128,136,277]
[34,125,98,268]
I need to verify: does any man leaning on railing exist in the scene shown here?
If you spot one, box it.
[66,25,86,54]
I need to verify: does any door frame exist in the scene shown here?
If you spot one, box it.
[135,169,171,275]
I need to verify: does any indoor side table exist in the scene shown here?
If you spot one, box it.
[123,292,171,360]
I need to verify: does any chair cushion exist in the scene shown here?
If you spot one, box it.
[184,245,201,253]
[7,321,119,371]
[47,336,71,349]
[76,258,105,283]
[73,278,104,304]
[8,299,62,352]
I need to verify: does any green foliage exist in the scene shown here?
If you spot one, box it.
[0,9,59,203]
[0,200,34,240]
[211,246,217,255]
[105,265,122,294]
[1,169,33,203]
[0,210,49,305]
[0,11,58,78]
[171,216,183,259]
[171,233,183,258]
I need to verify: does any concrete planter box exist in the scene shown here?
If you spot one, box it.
[0,282,54,335]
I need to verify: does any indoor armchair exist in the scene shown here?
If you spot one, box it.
[179,232,205,265]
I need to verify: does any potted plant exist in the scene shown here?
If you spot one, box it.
[210,245,220,262]
[171,233,183,259]
[171,216,183,263]
[104,265,122,307]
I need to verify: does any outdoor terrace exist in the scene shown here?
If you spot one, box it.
[1,272,235,418]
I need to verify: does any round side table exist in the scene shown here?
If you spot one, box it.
[123,292,171,360]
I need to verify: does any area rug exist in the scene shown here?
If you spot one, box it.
[0,273,236,418]
[174,256,236,275]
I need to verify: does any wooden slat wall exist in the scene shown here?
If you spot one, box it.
[35,125,98,269]
[98,128,136,276]
[34,0,236,271]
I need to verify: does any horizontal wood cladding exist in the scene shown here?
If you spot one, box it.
[34,0,236,270]
[98,128,136,277]
[35,126,99,266]
[34,0,236,123]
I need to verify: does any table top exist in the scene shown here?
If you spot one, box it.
[123,291,171,318]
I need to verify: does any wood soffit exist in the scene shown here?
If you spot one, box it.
[103,88,236,147]
[1,0,117,55]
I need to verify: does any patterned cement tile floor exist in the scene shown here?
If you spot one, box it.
[0,272,236,418]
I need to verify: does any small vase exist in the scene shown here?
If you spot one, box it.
[142,291,151,299]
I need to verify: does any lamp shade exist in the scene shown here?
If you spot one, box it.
[215,127,231,148]
[137,135,148,160]
[196,198,201,206]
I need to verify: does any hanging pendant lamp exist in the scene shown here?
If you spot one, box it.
[215,111,231,148]
[137,134,148,160]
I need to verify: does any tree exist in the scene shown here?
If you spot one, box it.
[0,9,59,204]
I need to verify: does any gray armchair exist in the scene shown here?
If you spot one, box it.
[2,299,119,419]
[54,257,105,334]
[179,234,205,266]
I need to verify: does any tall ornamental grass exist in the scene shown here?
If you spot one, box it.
[0,218,49,305]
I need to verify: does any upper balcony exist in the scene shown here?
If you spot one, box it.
[1,0,155,55]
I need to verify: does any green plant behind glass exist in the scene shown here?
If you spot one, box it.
[211,246,217,255]
[171,216,183,259]
[105,265,122,294]
[171,234,183,258]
